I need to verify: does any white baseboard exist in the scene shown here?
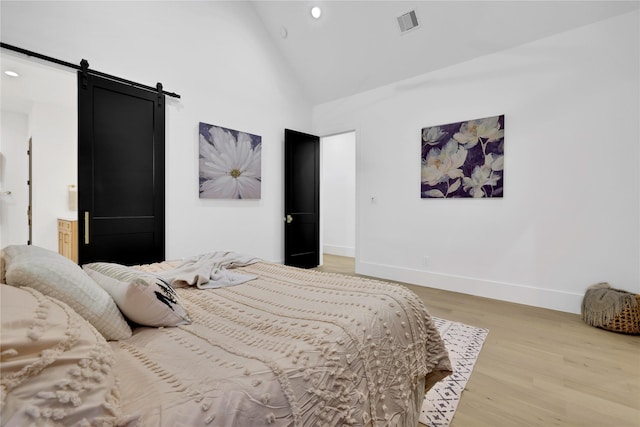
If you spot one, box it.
[323,245,355,258]
[356,260,583,314]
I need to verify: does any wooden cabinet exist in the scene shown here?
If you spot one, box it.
[58,218,78,263]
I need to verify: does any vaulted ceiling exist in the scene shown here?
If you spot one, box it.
[1,1,638,113]
[251,1,639,105]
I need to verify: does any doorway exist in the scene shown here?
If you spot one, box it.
[284,129,356,268]
[0,52,77,250]
[320,131,356,260]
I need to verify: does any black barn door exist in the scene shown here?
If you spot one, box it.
[78,74,165,265]
[284,129,320,268]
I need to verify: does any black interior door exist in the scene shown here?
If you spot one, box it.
[284,129,320,268]
[78,73,165,265]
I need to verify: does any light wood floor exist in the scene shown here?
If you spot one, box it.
[315,255,640,427]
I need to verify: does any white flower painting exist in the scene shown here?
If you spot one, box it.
[199,122,262,199]
[421,115,504,198]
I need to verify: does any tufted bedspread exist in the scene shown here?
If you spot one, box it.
[114,261,451,426]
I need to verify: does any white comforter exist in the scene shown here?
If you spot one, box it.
[115,261,451,426]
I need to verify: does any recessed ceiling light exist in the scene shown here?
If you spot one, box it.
[311,6,322,19]
[4,70,19,77]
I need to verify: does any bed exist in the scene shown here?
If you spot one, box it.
[0,245,451,427]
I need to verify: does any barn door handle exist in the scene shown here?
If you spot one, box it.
[285,214,293,224]
[84,211,90,244]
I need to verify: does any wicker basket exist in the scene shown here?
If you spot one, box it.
[599,294,640,335]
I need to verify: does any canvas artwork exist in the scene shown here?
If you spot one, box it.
[199,122,262,199]
[421,115,504,198]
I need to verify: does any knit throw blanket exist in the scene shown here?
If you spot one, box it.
[581,282,638,327]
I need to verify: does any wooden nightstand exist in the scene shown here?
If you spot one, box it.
[58,218,78,263]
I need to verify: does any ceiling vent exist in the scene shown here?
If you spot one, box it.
[397,10,419,33]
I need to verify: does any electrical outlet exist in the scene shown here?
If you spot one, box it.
[423,256,430,266]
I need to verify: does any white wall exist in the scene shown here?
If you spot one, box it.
[313,11,640,314]
[321,132,356,257]
[1,1,311,262]
[29,102,77,251]
[0,110,29,247]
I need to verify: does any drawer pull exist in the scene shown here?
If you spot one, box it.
[84,211,90,245]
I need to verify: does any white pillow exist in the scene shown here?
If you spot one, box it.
[2,245,132,341]
[0,284,138,426]
[83,262,191,327]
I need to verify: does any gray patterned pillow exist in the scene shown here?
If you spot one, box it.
[83,262,191,327]
[2,245,132,340]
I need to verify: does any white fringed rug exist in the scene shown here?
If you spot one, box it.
[420,317,489,427]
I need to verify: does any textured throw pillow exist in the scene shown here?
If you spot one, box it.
[0,284,138,426]
[83,262,191,327]
[2,245,132,341]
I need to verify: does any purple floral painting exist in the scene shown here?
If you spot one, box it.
[421,115,504,198]
[199,122,262,199]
